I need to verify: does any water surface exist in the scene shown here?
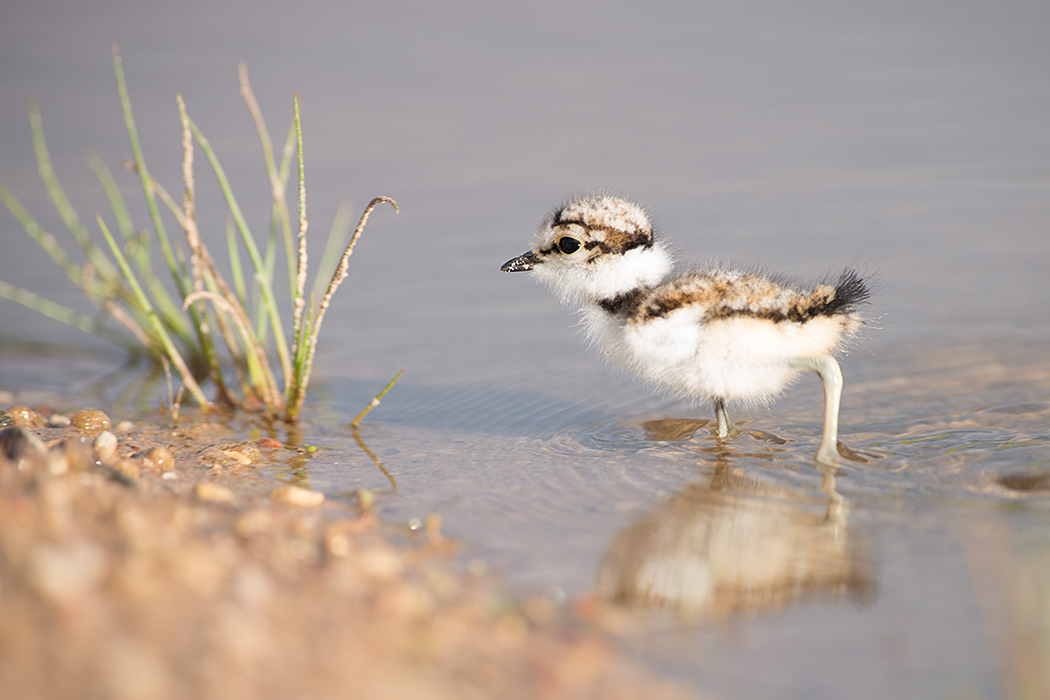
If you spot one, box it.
[2,1,1048,698]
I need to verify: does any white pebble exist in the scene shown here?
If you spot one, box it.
[93,431,118,463]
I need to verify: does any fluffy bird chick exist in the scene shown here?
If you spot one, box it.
[501,194,871,465]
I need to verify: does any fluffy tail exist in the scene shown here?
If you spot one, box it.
[789,268,871,322]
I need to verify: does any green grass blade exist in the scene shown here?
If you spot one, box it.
[83,150,135,240]
[29,101,119,282]
[0,182,100,295]
[0,279,139,351]
[225,216,248,310]
[112,46,190,300]
[290,94,309,381]
[84,151,194,345]
[184,111,292,386]
[95,212,208,407]
[351,367,406,426]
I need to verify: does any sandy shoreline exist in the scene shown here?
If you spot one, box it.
[0,405,692,700]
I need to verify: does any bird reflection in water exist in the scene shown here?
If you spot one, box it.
[597,420,874,617]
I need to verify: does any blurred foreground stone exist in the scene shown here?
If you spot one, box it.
[0,412,692,700]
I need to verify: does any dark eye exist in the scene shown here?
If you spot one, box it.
[557,237,581,254]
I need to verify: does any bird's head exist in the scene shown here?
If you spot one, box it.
[501,194,672,303]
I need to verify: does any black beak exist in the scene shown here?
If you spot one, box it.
[500,250,538,272]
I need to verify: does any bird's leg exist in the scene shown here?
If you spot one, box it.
[712,397,732,438]
[790,355,843,465]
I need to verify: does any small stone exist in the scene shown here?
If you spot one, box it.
[195,482,235,504]
[30,540,106,603]
[220,442,260,465]
[357,546,403,580]
[48,437,96,476]
[221,449,253,465]
[140,446,174,474]
[270,485,325,507]
[94,430,118,464]
[257,437,283,448]
[112,459,140,482]
[70,408,112,434]
[115,420,134,433]
[160,471,178,481]
[48,414,72,428]
[235,509,272,537]
[2,406,47,429]
[0,426,47,471]
[327,533,352,557]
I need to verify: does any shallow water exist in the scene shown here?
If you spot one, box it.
[3,0,1049,697]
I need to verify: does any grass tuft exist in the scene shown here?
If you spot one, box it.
[0,46,400,422]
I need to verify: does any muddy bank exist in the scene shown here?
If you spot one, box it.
[0,406,692,700]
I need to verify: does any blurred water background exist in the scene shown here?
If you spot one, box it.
[2,1,1048,698]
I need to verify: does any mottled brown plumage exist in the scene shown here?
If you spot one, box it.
[502,194,872,464]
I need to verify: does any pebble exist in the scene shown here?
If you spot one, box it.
[48,414,72,428]
[112,459,140,482]
[0,426,47,471]
[235,509,272,537]
[195,482,235,504]
[94,431,119,464]
[70,408,112,434]
[270,485,325,507]
[357,546,403,580]
[220,442,261,465]
[2,406,47,429]
[116,420,134,433]
[30,541,106,604]
[48,437,96,476]
[140,446,174,474]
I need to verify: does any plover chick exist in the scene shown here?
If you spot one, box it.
[500,194,871,465]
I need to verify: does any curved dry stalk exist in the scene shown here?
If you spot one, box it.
[183,290,283,411]
[321,197,399,303]
[286,196,398,420]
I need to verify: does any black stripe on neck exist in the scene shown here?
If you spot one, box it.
[597,288,646,316]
